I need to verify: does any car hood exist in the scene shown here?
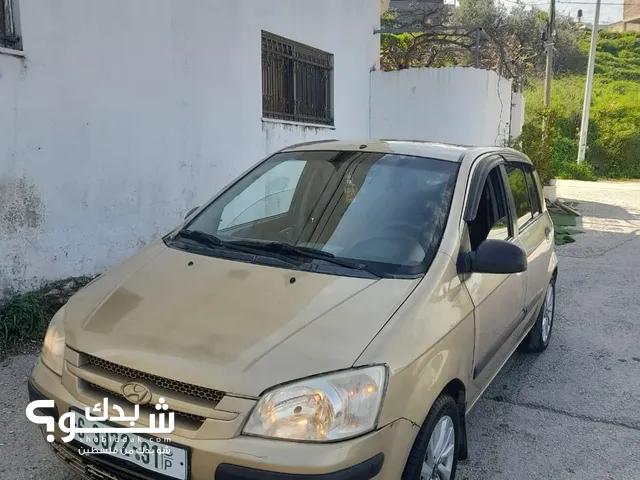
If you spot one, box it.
[64,241,418,397]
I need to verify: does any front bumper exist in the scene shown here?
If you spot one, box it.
[29,359,416,480]
[214,455,384,479]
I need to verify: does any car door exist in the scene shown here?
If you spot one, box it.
[503,158,553,325]
[461,155,527,401]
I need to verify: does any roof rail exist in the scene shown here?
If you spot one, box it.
[279,139,338,151]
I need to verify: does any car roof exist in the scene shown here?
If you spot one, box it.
[279,139,531,165]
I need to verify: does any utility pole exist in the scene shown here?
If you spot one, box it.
[543,0,556,110]
[577,0,602,163]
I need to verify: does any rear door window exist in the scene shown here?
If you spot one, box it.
[487,168,512,241]
[525,168,543,216]
[505,164,533,229]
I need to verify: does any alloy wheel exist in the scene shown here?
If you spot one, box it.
[421,416,456,480]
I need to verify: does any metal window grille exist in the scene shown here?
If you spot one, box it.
[262,31,334,126]
[1,0,20,49]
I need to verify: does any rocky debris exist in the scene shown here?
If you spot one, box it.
[39,275,97,310]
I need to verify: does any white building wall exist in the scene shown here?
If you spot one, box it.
[510,92,526,140]
[370,67,517,146]
[0,0,380,293]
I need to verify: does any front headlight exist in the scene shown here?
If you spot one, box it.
[41,306,66,376]
[242,365,387,442]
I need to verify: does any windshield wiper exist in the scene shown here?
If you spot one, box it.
[171,230,301,266]
[228,241,391,278]
[173,229,225,248]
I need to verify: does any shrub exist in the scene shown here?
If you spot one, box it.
[0,292,53,356]
[556,161,598,181]
[516,109,555,185]
[0,275,94,357]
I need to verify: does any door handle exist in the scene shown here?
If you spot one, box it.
[544,226,551,238]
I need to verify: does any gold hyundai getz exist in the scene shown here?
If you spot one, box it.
[29,140,557,480]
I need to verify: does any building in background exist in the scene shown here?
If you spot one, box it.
[389,0,445,13]
[622,0,640,30]
[387,0,450,30]
[608,0,640,30]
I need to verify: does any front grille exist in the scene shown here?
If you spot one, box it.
[86,354,226,405]
[88,382,207,424]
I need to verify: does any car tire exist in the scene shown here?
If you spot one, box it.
[523,277,556,353]
[402,394,460,480]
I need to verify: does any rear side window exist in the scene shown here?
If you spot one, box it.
[505,164,533,228]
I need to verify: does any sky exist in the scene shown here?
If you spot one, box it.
[504,0,625,25]
[440,0,627,28]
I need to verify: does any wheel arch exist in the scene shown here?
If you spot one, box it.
[406,377,470,463]
[442,378,466,407]
[441,378,469,460]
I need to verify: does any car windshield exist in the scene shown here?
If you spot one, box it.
[173,150,458,277]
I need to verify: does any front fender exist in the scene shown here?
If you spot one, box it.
[377,314,474,427]
[355,254,476,427]
[549,248,558,277]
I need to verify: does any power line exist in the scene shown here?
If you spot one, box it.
[558,1,627,5]
[504,0,630,5]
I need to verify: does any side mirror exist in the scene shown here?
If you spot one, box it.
[458,239,527,274]
[185,206,199,220]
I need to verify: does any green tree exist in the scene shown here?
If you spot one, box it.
[451,0,582,81]
[380,6,476,71]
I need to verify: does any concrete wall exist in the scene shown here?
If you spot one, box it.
[510,92,525,140]
[0,0,380,293]
[370,67,517,146]
[624,0,640,24]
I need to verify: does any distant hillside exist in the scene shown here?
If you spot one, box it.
[524,31,640,179]
[592,31,640,81]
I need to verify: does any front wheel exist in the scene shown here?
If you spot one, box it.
[402,394,460,480]
[523,277,556,352]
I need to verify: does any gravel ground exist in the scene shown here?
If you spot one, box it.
[1,179,639,480]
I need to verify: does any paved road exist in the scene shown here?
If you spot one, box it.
[1,180,639,479]
[457,180,640,479]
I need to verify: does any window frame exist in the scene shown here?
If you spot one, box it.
[217,160,307,231]
[526,166,544,217]
[463,156,517,241]
[489,165,515,241]
[261,31,334,127]
[463,154,516,249]
[0,0,21,51]
[503,158,540,234]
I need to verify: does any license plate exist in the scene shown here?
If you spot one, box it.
[71,410,188,480]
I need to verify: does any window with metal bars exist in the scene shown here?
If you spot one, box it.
[261,31,334,126]
[1,0,21,50]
